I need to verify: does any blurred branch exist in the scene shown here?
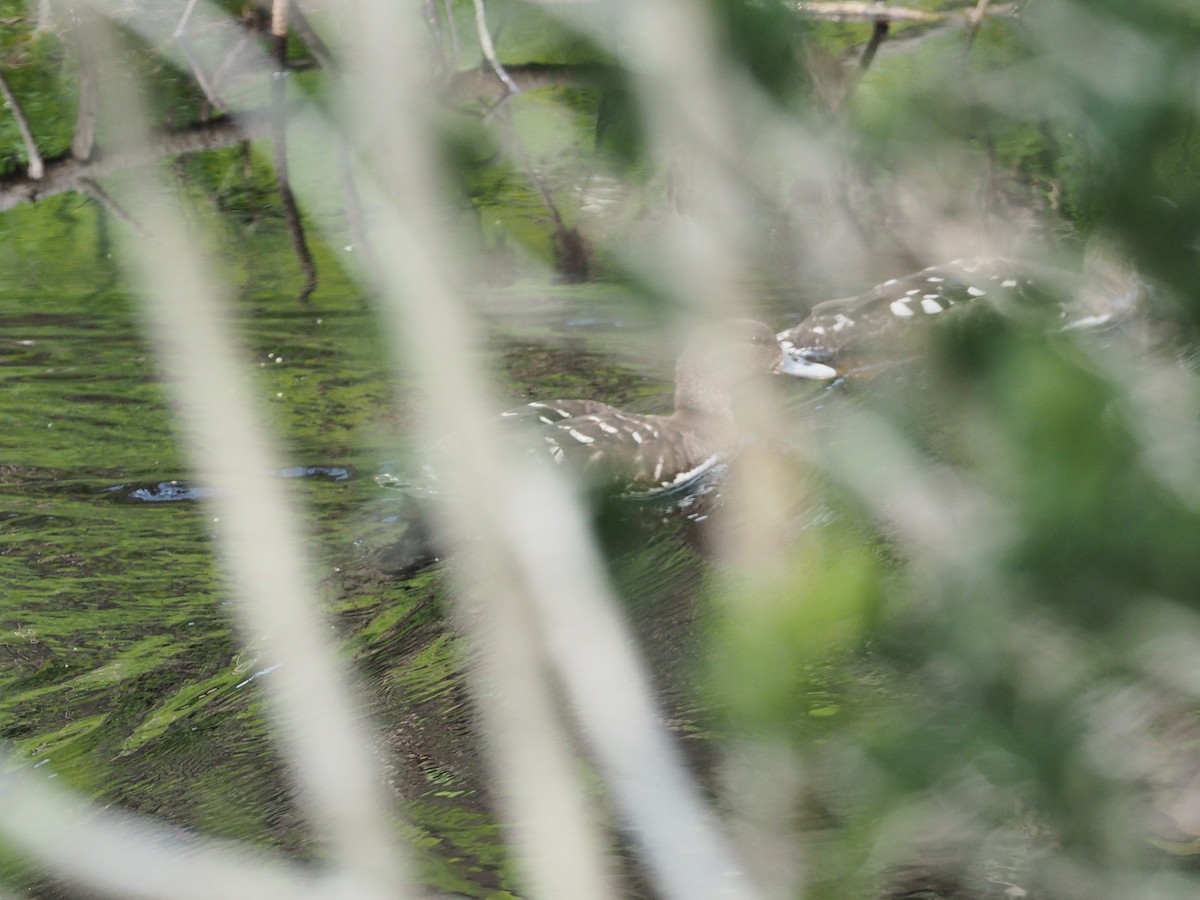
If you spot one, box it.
[471,0,520,95]
[0,116,258,212]
[270,0,318,301]
[290,3,333,70]
[964,0,993,53]
[333,3,617,892]
[508,127,589,281]
[792,1,1016,22]
[93,11,412,889]
[442,0,462,64]
[78,177,151,237]
[210,30,253,96]
[285,2,371,270]
[0,768,344,900]
[70,13,101,160]
[179,37,227,113]
[859,13,890,71]
[338,144,375,270]
[421,0,448,75]
[172,0,202,38]
[0,69,44,179]
[34,0,54,31]
[170,0,229,113]
[838,11,889,110]
[448,61,599,103]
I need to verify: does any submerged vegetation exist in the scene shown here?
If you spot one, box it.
[2,1,1200,899]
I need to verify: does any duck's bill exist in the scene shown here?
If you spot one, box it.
[774,350,838,380]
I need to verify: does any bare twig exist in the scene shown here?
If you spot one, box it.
[472,0,520,95]
[34,0,55,32]
[177,36,228,113]
[443,0,463,65]
[964,0,993,53]
[270,0,318,301]
[169,0,228,112]
[508,125,589,281]
[338,141,376,272]
[423,0,448,74]
[71,28,100,160]
[0,768,358,900]
[8,15,417,897]
[173,0,203,38]
[78,177,152,238]
[794,1,942,22]
[859,13,890,71]
[791,1,1015,23]
[210,31,253,95]
[838,11,889,109]
[0,69,45,179]
[290,3,334,70]
[0,116,259,212]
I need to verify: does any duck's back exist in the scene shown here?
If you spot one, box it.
[777,258,1054,379]
[504,400,727,496]
[500,319,784,495]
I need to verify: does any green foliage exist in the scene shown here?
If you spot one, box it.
[711,0,812,105]
[708,509,885,737]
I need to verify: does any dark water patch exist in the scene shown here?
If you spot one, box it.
[102,480,218,504]
[58,391,149,405]
[0,343,54,366]
[565,315,637,329]
[0,311,108,329]
[0,511,70,527]
[13,367,152,386]
[101,467,357,504]
[0,465,125,485]
[276,465,355,481]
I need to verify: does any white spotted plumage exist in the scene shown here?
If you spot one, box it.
[774,256,1115,381]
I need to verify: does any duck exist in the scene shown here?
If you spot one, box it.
[501,319,791,496]
[775,256,1143,381]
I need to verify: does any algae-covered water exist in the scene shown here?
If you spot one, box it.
[2,190,829,897]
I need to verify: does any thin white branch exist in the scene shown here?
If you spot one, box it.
[78,177,151,236]
[790,1,1015,22]
[472,0,520,94]
[76,8,414,894]
[0,768,348,900]
[173,0,202,39]
[0,68,45,179]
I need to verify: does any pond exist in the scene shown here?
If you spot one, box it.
[0,190,894,898]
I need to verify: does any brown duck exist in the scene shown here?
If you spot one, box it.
[503,319,791,496]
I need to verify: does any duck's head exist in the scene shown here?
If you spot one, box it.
[672,319,792,417]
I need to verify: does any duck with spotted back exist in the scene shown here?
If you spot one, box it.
[776,256,1143,381]
[502,319,792,496]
